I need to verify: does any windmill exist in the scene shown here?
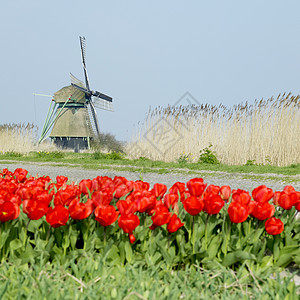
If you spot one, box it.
[39,36,113,152]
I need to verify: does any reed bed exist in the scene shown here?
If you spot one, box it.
[126,93,300,166]
[0,123,57,154]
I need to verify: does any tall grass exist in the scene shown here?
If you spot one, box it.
[127,93,300,166]
[0,123,57,154]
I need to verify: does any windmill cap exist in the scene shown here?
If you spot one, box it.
[53,85,86,103]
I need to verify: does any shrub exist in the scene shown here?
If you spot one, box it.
[34,151,64,159]
[92,132,124,153]
[198,144,220,164]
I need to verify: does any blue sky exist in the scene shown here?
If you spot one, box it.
[1,0,300,142]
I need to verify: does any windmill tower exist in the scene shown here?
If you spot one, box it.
[39,36,113,151]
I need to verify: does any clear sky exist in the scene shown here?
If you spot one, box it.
[1,0,300,142]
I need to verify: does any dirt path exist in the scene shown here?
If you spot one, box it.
[0,160,299,192]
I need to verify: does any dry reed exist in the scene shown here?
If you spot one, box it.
[126,93,300,166]
[0,123,58,154]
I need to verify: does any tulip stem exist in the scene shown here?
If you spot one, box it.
[291,211,298,223]
[46,227,51,242]
[104,227,107,246]
[192,216,195,254]
[204,214,210,251]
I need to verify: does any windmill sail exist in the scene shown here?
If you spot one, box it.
[87,101,101,137]
[70,73,86,89]
[93,97,114,111]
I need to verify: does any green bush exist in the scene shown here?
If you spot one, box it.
[177,152,192,164]
[34,151,64,160]
[91,132,124,153]
[92,151,125,160]
[0,151,23,158]
[198,144,220,164]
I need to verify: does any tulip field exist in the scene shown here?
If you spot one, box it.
[0,167,299,298]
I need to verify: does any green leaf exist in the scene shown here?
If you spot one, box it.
[207,235,222,259]
[0,229,10,250]
[9,239,22,252]
[104,244,120,264]
[222,250,256,267]
[124,241,133,263]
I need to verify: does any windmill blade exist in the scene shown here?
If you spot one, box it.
[89,101,101,137]
[71,83,89,95]
[93,97,114,112]
[70,73,85,89]
[91,90,112,102]
[79,36,91,91]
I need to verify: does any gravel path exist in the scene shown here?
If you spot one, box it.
[0,161,299,192]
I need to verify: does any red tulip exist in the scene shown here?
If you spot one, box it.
[0,201,20,222]
[68,199,93,220]
[54,185,79,206]
[186,178,207,197]
[129,233,136,243]
[116,200,137,215]
[251,202,275,221]
[23,199,49,220]
[46,205,69,228]
[252,185,274,203]
[92,188,113,207]
[56,176,69,187]
[206,184,220,194]
[278,191,298,210]
[12,168,28,183]
[183,196,204,216]
[79,179,93,195]
[151,183,167,199]
[228,202,249,223]
[118,213,140,233]
[220,185,231,201]
[167,214,184,233]
[169,182,186,196]
[133,181,150,192]
[114,184,132,199]
[16,186,32,201]
[136,194,156,214]
[150,204,172,229]
[163,193,179,210]
[204,194,224,215]
[94,204,119,226]
[232,189,251,206]
[273,191,281,205]
[265,217,284,235]
[283,185,295,193]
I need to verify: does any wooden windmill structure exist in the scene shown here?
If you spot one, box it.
[39,36,113,151]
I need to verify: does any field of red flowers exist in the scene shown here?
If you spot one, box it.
[0,167,299,270]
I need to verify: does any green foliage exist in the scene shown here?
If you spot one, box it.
[91,132,124,153]
[135,156,151,162]
[92,151,125,160]
[198,144,220,164]
[177,152,193,164]
[33,151,65,160]
[0,151,23,158]
[0,258,298,299]
[245,159,257,166]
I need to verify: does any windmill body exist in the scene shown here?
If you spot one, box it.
[39,37,113,152]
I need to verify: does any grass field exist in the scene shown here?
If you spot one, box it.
[0,151,299,178]
[0,255,298,299]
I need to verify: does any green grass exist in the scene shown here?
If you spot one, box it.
[0,151,299,177]
[0,256,298,299]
